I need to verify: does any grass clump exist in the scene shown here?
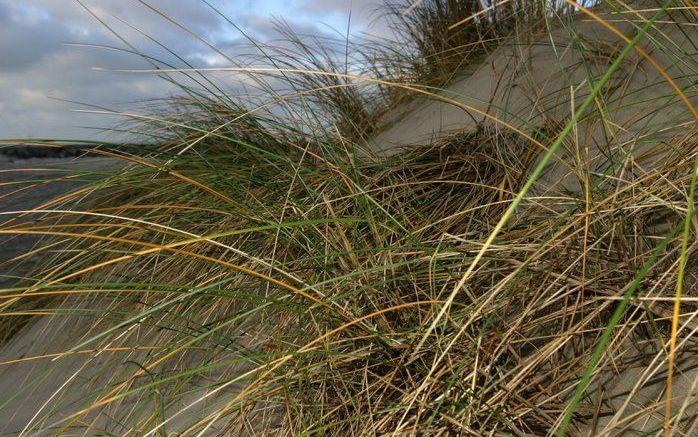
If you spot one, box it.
[0,0,697,435]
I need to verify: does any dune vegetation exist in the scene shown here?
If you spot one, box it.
[0,0,696,435]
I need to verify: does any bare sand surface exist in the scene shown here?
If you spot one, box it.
[371,9,697,194]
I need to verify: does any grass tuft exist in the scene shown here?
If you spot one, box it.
[0,0,696,435]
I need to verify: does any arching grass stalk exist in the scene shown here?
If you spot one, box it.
[665,137,698,433]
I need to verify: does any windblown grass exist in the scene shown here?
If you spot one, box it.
[0,0,696,435]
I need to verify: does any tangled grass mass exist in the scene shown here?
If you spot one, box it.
[0,0,697,435]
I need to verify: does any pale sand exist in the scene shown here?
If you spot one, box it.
[371,9,696,194]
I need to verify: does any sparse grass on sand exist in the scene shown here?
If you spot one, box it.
[0,0,697,435]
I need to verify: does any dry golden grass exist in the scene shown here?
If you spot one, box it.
[0,0,696,435]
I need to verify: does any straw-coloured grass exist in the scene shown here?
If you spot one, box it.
[0,0,696,435]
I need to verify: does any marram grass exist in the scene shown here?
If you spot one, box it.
[0,0,697,435]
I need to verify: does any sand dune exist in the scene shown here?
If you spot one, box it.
[372,8,696,193]
[0,3,696,435]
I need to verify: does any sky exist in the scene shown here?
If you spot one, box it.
[0,0,387,140]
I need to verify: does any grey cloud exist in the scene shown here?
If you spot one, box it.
[0,0,241,139]
[0,3,8,23]
[0,4,71,71]
[0,0,391,140]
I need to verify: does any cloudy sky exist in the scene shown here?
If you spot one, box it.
[0,0,386,140]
